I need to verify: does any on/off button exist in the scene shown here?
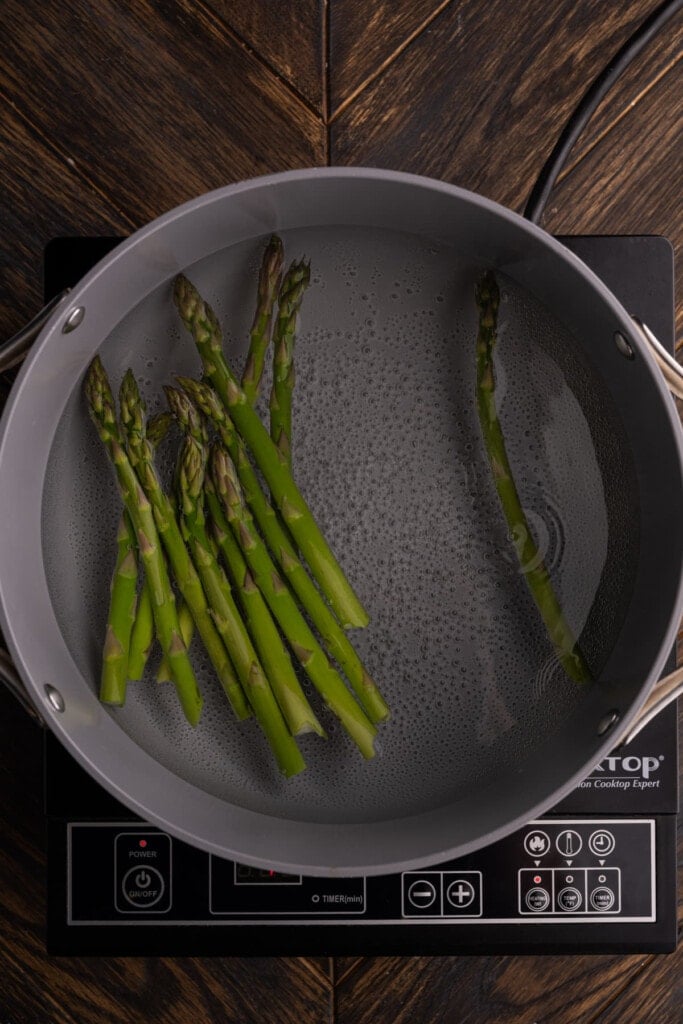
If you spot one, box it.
[121,865,165,908]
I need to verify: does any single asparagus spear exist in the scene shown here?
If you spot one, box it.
[157,600,194,683]
[100,511,138,705]
[177,435,305,777]
[128,411,174,680]
[475,271,591,684]
[182,379,390,724]
[211,445,377,759]
[269,258,311,465]
[205,473,326,738]
[173,274,369,629]
[118,370,250,721]
[241,235,284,404]
[84,357,203,726]
[128,579,153,680]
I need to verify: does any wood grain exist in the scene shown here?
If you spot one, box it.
[330,0,665,211]
[203,0,324,111]
[0,107,130,342]
[334,953,655,1024]
[329,0,449,111]
[544,64,683,340]
[559,8,683,175]
[590,946,683,1023]
[0,0,324,230]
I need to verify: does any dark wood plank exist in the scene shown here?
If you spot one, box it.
[330,0,664,212]
[0,107,131,342]
[544,64,683,341]
[561,12,683,174]
[329,0,448,111]
[334,954,654,1024]
[0,0,324,230]
[203,0,324,111]
[590,947,683,1023]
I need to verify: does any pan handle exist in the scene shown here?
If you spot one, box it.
[632,317,683,400]
[617,666,683,746]
[0,648,44,725]
[0,290,70,373]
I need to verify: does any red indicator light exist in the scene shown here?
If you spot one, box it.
[269,870,275,877]
[533,875,542,884]
[139,839,147,849]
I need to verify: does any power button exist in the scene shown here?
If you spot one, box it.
[114,832,172,914]
[121,866,165,908]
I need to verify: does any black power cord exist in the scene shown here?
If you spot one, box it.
[523,0,683,224]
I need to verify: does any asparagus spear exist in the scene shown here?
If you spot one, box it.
[128,579,153,680]
[269,258,311,465]
[475,271,591,685]
[128,411,174,680]
[177,435,305,777]
[211,445,377,759]
[118,370,250,720]
[84,357,203,725]
[173,274,369,629]
[157,600,194,683]
[100,511,138,705]
[182,379,390,724]
[241,235,284,404]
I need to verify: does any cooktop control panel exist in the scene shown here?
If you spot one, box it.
[67,818,655,926]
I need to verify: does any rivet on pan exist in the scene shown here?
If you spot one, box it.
[62,306,85,333]
[614,332,634,360]
[44,684,65,713]
[597,709,619,736]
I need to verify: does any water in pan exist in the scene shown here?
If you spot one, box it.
[41,225,637,824]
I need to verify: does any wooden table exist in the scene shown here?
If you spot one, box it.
[0,2,681,1020]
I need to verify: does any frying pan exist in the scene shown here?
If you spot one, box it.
[1,168,682,877]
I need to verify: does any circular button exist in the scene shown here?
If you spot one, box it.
[407,879,437,909]
[122,865,165,909]
[446,879,475,909]
[557,886,582,912]
[524,830,551,858]
[588,830,615,857]
[590,887,615,912]
[526,887,550,912]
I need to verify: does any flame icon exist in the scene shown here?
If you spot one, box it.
[529,835,545,853]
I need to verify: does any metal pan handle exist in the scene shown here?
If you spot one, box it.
[617,666,683,746]
[0,290,70,373]
[0,649,43,724]
[632,316,683,400]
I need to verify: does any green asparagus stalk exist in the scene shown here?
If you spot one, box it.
[182,379,390,724]
[269,258,311,465]
[241,235,284,404]
[177,435,305,777]
[100,511,138,705]
[128,411,173,680]
[157,600,194,683]
[475,271,591,685]
[128,579,154,680]
[211,445,377,759]
[173,274,369,629]
[84,357,203,726]
[118,370,250,721]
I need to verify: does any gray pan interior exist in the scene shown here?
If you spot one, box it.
[1,169,682,875]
